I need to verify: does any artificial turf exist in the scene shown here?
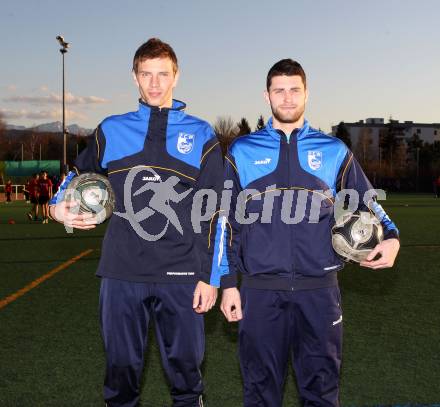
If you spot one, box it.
[0,195,439,406]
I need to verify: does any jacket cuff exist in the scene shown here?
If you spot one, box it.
[199,256,215,286]
[220,274,238,289]
[199,272,212,286]
[384,229,399,241]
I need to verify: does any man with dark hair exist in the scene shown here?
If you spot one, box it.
[265,58,307,91]
[216,59,400,406]
[50,38,223,407]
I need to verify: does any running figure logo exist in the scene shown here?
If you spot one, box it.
[114,167,192,241]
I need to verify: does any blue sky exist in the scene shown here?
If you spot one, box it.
[1,0,439,132]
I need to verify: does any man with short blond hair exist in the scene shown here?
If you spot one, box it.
[50,38,223,407]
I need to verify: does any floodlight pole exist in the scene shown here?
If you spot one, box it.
[57,36,69,173]
[416,147,420,192]
[61,46,67,172]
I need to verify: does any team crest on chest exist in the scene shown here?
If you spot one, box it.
[177,133,195,154]
[308,151,322,170]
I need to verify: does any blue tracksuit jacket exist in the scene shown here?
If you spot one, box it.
[210,118,399,290]
[51,99,223,285]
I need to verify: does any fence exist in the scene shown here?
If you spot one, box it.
[0,185,26,201]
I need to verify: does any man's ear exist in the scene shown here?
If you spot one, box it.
[173,70,180,88]
[263,89,270,105]
[305,87,309,104]
[132,70,139,88]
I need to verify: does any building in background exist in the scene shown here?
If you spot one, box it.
[332,118,440,160]
[332,119,440,192]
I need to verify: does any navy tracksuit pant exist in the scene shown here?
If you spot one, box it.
[239,285,342,407]
[99,278,204,407]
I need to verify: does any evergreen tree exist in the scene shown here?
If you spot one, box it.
[380,119,404,171]
[237,117,251,136]
[334,122,352,148]
[255,115,265,131]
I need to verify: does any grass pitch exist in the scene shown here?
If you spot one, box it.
[0,195,439,406]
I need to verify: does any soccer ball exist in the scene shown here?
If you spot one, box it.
[332,211,383,263]
[65,173,115,224]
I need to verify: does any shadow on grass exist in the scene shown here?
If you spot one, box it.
[338,263,399,297]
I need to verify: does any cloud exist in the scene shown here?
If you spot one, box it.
[4,95,59,104]
[69,94,108,104]
[0,108,27,119]
[3,91,109,105]
[5,84,17,92]
[0,108,86,121]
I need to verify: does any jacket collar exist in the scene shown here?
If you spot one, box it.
[266,117,310,141]
[138,98,186,114]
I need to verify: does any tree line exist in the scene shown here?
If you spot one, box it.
[212,115,265,155]
[1,113,439,192]
[0,113,87,164]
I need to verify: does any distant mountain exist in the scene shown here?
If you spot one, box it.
[66,124,93,135]
[5,124,27,131]
[6,121,93,135]
[30,122,63,133]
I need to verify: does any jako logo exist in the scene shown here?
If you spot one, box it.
[142,175,161,182]
[254,158,271,165]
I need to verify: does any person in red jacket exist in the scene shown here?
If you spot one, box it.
[5,180,12,203]
[27,173,40,220]
[435,175,440,198]
[37,171,53,224]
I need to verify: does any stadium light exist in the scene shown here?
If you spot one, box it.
[56,35,70,172]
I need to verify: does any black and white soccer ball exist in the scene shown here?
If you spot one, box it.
[65,173,115,224]
[332,211,383,263]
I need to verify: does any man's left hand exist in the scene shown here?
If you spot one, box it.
[193,281,218,313]
[360,238,400,269]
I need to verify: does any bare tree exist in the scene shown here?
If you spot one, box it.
[26,131,40,160]
[213,116,238,155]
[0,112,5,135]
[354,127,374,166]
[0,113,5,183]
[0,112,11,161]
